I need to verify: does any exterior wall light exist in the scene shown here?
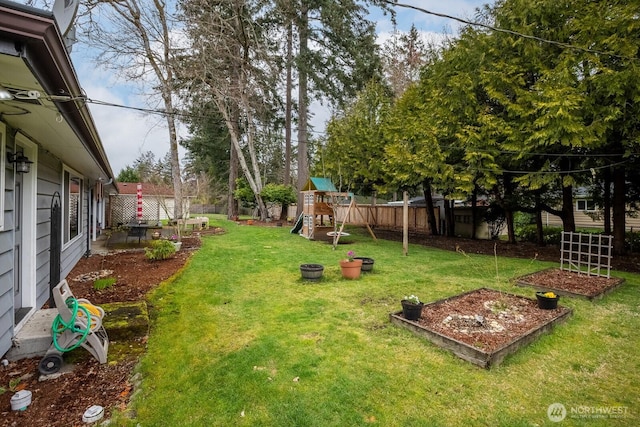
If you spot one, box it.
[8,151,33,174]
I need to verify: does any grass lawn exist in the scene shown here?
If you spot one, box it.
[121,216,639,426]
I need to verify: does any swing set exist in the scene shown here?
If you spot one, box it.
[293,177,376,248]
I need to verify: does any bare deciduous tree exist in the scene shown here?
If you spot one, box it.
[178,0,281,220]
[82,0,185,220]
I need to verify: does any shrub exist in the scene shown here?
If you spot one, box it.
[516,224,563,244]
[514,212,534,231]
[145,239,176,261]
[625,231,640,253]
[94,277,116,291]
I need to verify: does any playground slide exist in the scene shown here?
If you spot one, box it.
[290,213,304,234]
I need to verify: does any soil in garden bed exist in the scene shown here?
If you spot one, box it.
[516,268,625,299]
[414,288,571,354]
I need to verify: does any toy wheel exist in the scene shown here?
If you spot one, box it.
[39,353,63,375]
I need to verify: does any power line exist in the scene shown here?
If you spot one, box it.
[478,159,631,175]
[385,1,638,62]
[81,96,640,160]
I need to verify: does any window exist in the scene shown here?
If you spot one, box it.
[576,199,597,212]
[63,167,83,244]
[0,123,5,231]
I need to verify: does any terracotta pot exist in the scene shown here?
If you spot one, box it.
[401,300,424,321]
[339,259,363,279]
[300,264,324,281]
[247,219,254,225]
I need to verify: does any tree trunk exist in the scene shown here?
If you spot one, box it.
[444,199,455,237]
[502,174,516,243]
[295,6,309,217]
[603,167,612,235]
[612,166,626,255]
[535,192,544,246]
[422,179,438,235]
[164,95,183,221]
[561,183,576,233]
[470,185,478,240]
[228,141,239,219]
[281,17,294,222]
[559,158,575,233]
[505,209,515,243]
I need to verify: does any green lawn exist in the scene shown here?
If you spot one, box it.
[119,216,639,426]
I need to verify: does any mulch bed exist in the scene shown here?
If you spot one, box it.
[391,288,572,368]
[515,268,625,300]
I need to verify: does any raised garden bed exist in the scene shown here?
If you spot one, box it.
[390,288,572,368]
[515,268,625,300]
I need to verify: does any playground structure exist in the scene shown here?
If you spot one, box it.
[292,178,376,246]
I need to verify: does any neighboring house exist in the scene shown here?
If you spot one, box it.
[109,182,189,225]
[0,1,116,357]
[542,194,640,231]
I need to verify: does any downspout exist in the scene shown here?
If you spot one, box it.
[85,185,92,257]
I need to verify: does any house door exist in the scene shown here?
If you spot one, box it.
[13,168,26,323]
[13,136,37,328]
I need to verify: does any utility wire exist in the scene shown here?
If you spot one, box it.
[81,97,639,161]
[385,0,638,62]
[478,159,631,175]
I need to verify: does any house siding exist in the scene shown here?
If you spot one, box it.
[0,142,92,356]
[0,146,14,356]
[543,210,640,231]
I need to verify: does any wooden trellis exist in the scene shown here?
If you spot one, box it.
[560,232,612,278]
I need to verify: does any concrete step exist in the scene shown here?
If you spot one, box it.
[4,301,149,362]
[5,309,57,361]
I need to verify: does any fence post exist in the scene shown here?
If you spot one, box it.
[403,191,409,256]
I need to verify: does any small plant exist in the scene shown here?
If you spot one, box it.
[145,239,177,261]
[0,377,23,395]
[540,291,557,298]
[404,294,421,305]
[346,250,356,262]
[94,277,116,291]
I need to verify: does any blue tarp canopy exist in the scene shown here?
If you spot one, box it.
[302,177,338,192]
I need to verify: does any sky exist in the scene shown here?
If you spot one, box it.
[67,0,492,176]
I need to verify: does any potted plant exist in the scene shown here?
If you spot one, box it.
[536,291,559,309]
[169,234,181,251]
[353,256,374,272]
[300,264,324,281]
[401,295,424,321]
[339,250,363,279]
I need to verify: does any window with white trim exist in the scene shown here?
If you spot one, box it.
[576,199,597,212]
[63,166,83,244]
[0,123,5,231]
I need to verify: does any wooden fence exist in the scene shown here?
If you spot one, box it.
[287,204,439,234]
